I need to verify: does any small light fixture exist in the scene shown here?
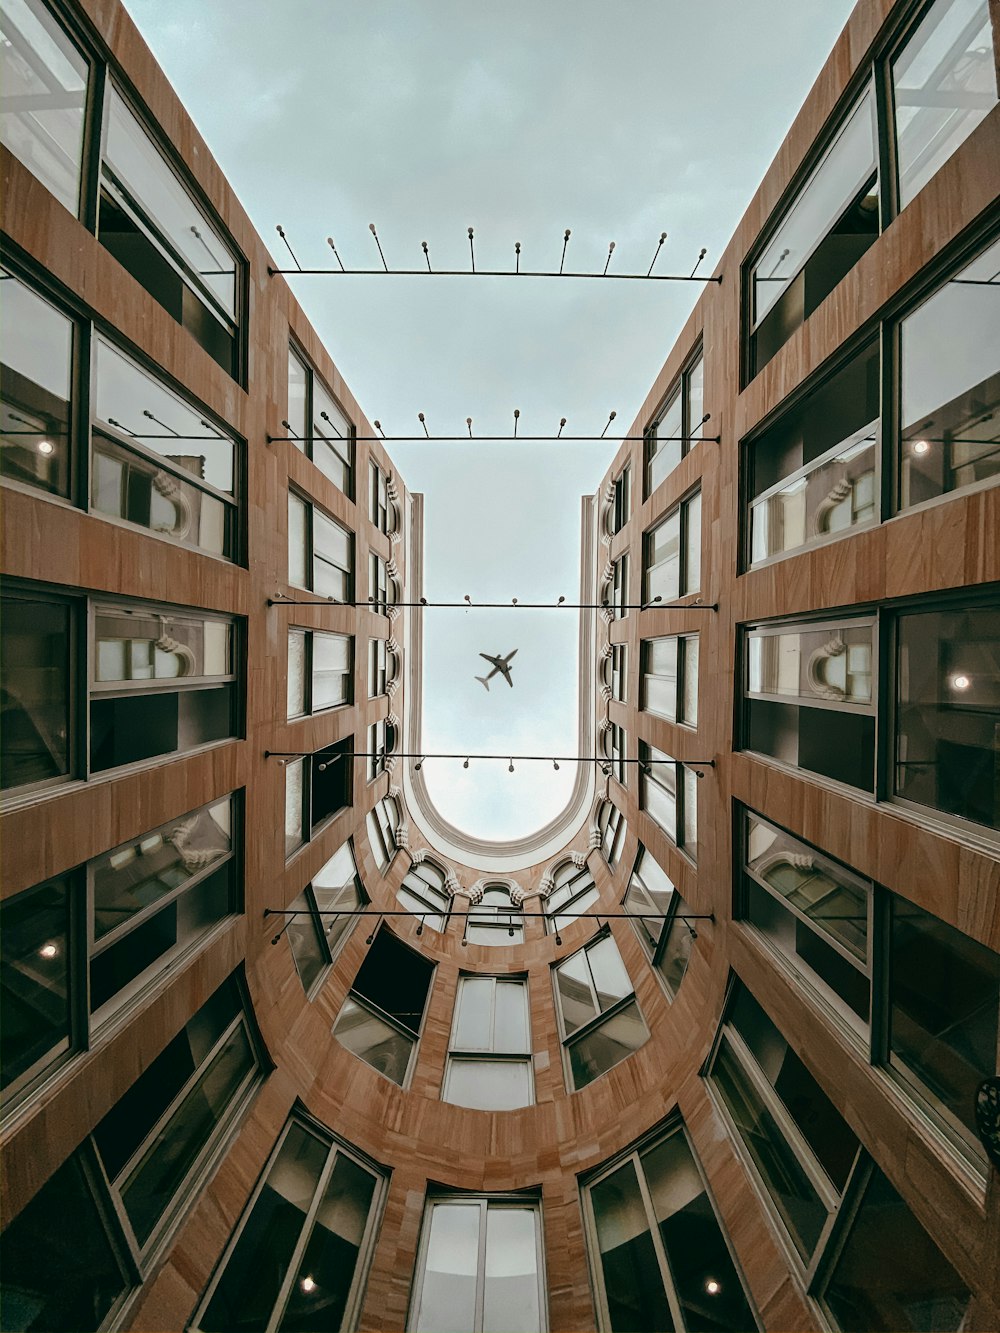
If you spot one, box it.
[39,942,58,959]
[301,1276,316,1294]
[37,440,54,455]
[912,439,931,456]
[414,756,425,771]
[508,758,515,773]
[705,1278,721,1296]
[552,759,560,771]
[951,673,971,691]
[463,757,470,769]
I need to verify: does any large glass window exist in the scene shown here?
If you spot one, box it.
[645,348,705,496]
[287,629,352,717]
[369,552,389,615]
[90,603,237,773]
[609,553,628,619]
[284,738,353,858]
[597,801,627,869]
[746,341,879,565]
[744,617,876,791]
[750,90,878,375]
[411,1196,545,1333]
[287,344,354,497]
[898,235,1000,510]
[332,929,433,1086]
[1,875,71,1096]
[366,795,400,872]
[1,585,74,793]
[99,86,241,376]
[893,0,998,209]
[288,493,354,604]
[397,859,450,933]
[553,933,649,1090]
[465,884,524,947]
[642,490,700,605]
[543,859,599,933]
[639,634,699,725]
[370,459,390,533]
[443,977,533,1110]
[369,637,389,698]
[603,723,626,786]
[622,847,694,1000]
[0,0,88,215]
[194,1113,386,1333]
[639,743,698,859]
[584,1122,758,1333]
[287,840,367,998]
[612,464,631,533]
[0,268,74,497]
[92,338,238,558]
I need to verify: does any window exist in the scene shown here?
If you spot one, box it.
[744,616,875,791]
[606,643,627,703]
[583,1121,758,1333]
[193,1112,386,1333]
[644,348,704,496]
[1,793,239,1108]
[370,459,390,533]
[0,973,265,1330]
[642,490,700,605]
[99,86,241,376]
[284,738,353,859]
[543,859,599,933]
[397,859,450,933]
[746,341,879,566]
[603,722,626,785]
[369,637,388,698]
[465,884,524,947]
[287,629,352,718]
[892,0,998,210]
[897,234,1000,511]
[612,464,630,532]
[410,1195,545,1333]
[1,585,74,794]
[368,716,393,782]
[597,801,627,869]
[369,552,389,615]
[288,492,353,603]
[610,553,628,619]
[366,795,400,873]
[92,338,239,559]
[287,344,354,496]
[443,977,533,1110]
[749,90,878,376]
[639,743,698,859]
[332,928,433,1086]
[286,840,367,998]
[553,933,649,1090]
[706,981,971,1328]
[639,634,699,726]
[0,267,74,497]
[90,602,237,774]
[0,0,89,216]
[623,846,693,1000]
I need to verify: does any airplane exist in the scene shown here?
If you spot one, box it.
[476,649,518,690]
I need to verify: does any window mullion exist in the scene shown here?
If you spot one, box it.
[474,1200,489,1333]
[633,1152,687,1332]
[267,1143,338,1333]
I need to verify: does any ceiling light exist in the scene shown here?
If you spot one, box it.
[39,943,58,959]
[911,439,930,456]
[950,673,971,691]
[705,1279,721,1296]
[300,1276,316,1294]
[37,440,54,455]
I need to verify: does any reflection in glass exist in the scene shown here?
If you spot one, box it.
[624,849,693,1000]
[483,1208,540,1333]
[1,877,71,1090]
[893,0,998,209]
[899,236,1000,510]
[414,1203,481,1333]
[0,269,73,495]
[0,0,88,214]
[312,840,365,961]
[568,1000,649,1089]
[466,886,524,946]
[94,607,230,683]
[333,997,413,1085]
[592,1161,674,1333]
[285,758,305,858]
[289,493,308,588]
[444,1059,532,1111]
[0,592,72,791]
[287,630,307,718]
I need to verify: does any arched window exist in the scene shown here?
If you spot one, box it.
[398,858,450,932]
[465,884,523,946]
[544,860,599,934]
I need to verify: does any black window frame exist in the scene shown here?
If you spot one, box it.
[643,343,705,499]
[287,340,355,500]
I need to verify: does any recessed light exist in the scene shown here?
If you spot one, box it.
[950,673,971,691]
[301,1276,316,1294]
[39,943,58,959]
[37,440,55,456]
[911,439,930,456]
[705,1278,721,1296]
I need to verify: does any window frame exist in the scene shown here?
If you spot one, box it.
[612,463,631,533]
[597,801,627,869]
[369,458,390,533]
[397,858,451,933]
[286,341,355,498]
[288,488,354,603]
[639,632,699,726]
[287,626,353,718]
[464,884,525,946]
[442,975,534,1109]
[543,859,599,933]
[369,550,389,615]
[284,737,354,862]
[622,844,694,1001]
[642,487,701,605]
[552,929,649,1091]
[286,838,368,1000]
[609,552,628,619]
[639,741,698,861]
[366,795,400,872]
[644,343,705,499]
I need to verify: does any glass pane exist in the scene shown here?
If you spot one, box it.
[287,347,308,447]
[288,631,307,718]
[1,877,70,1089]
[333,997,412,1085]
[494,983,529,1054]
[414,1203,481,1333]
[0,0,87,214]
[0,1152,130,1333]
[483,1208,540,1333]
[823,1168,970,1331]
[445,1059,533,1111]
[120,1021,255,1245]
[890,895,1000,1148]
[95,338,234,492]
[289,494,308,589]
[280,1153,377,1333]
[682,767,698,855]
[894,0,998,209]
[591,1161,673,1333]
[454,978,494,1051]
[899,237,1000,510]
[657,913,694,1001]
[313,633,350,710]
[748,624,873,704]
[312,842,362,956]
[683,492,701,594]
[199,1122,328,1333]
[681,637,699,724]
[569,1001,649,1089]
[287,891,327,996]
[587,936,633,1012]
[93,608,230,683]
[314,509,351,571]
[0,593,71,790]
[895,605,999,829]
[686,355,704,441]
[285,759,305,858]
[103,87,237,318]
[556,951,598,1035]
[648,390,682,495]
[645,512,680,603]
[0,269,72,496]
[643,1134,757,1333]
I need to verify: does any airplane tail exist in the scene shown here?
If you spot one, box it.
[475,675,490,691]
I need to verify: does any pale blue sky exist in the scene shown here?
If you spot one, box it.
[124,0,855,840]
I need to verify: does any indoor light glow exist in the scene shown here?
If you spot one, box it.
[705,1279,722,1296]
[300,1276,316,1294]
[37,440,54,455]
[950,673,971,691]
[911,439,930,455]
[39,943,58,959]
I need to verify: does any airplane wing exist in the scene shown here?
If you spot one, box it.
[505,649,518,662]
[498,663,513,687]
[479,653,497,666]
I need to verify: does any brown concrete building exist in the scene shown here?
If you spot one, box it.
[1,0,998,1329]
